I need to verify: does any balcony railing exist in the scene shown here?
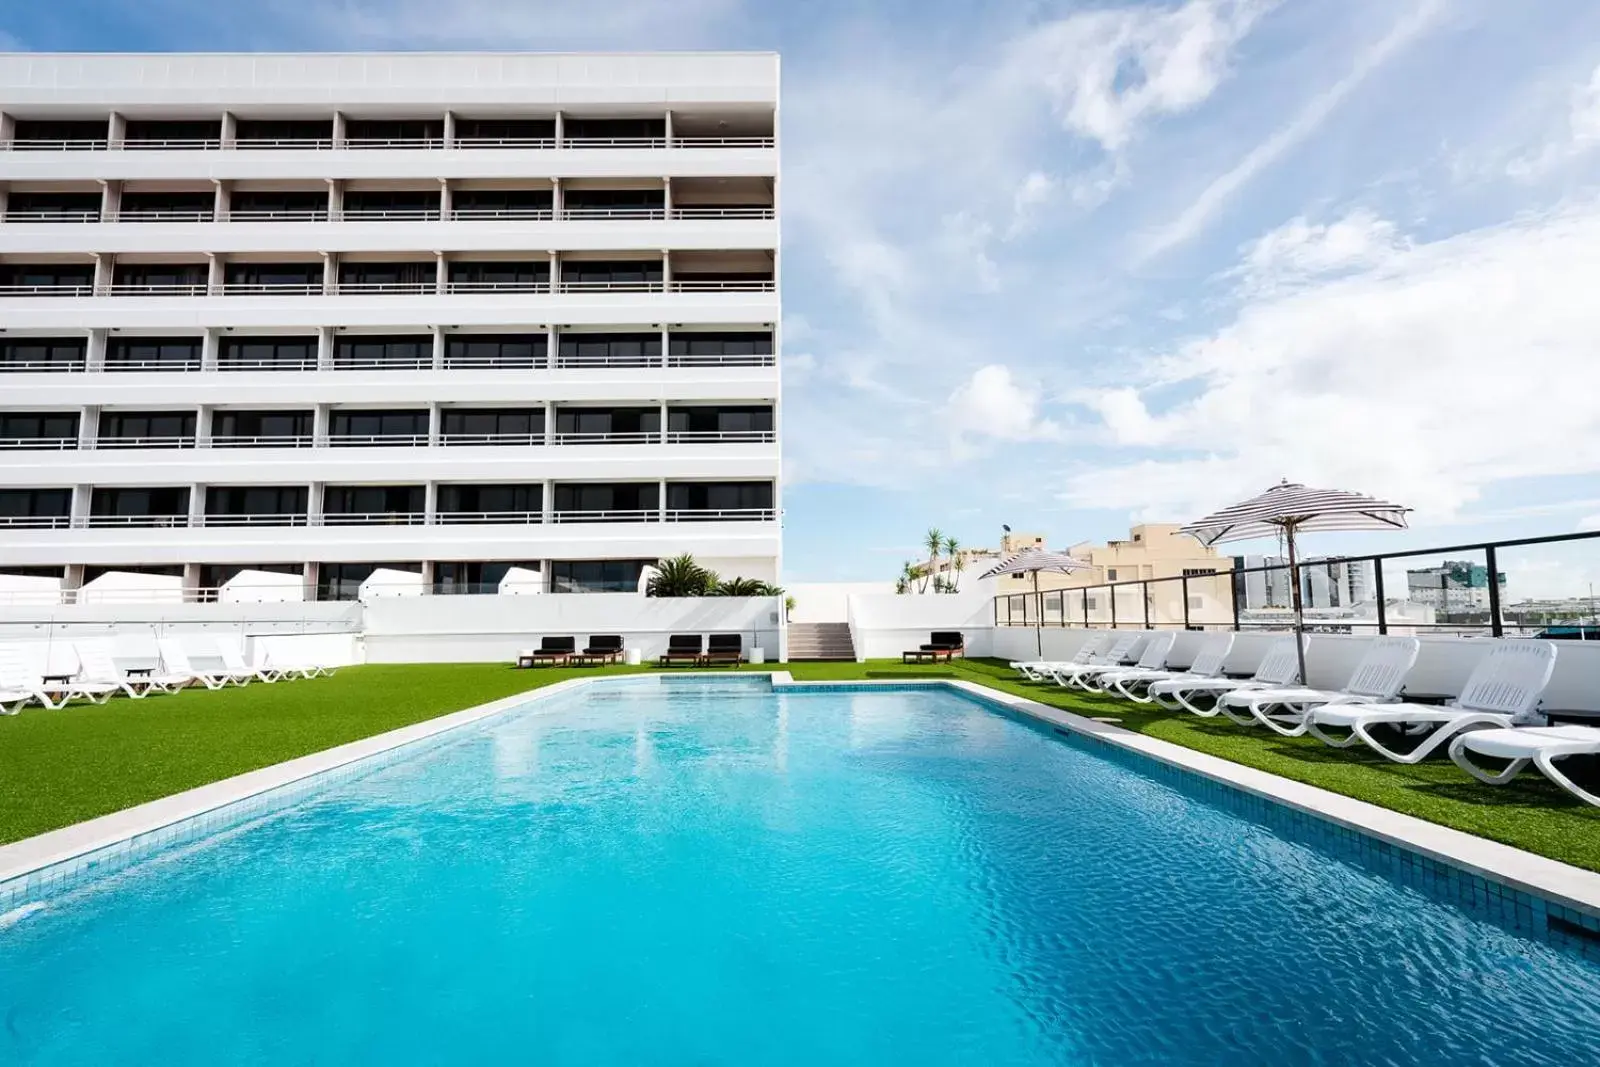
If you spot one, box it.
[438,433,545,446]
[444,279,550,294]
[670,278,776,293]
[0,437,78,451]
[104,282,209,297]
[209,434,316,448]
[672,136,776,149]
[441,352,546,370]
[337,207,441,221]
[218,282,324,296]
[670,206,776,220]
[550,431,658,446]
[0,283,94,298]
[319,511,428,526]
[560,206,667,221]
[199,513,311,527]
[664,508,778,522]
[549,509,659,524]
[335,280,437,295]
[453,136,558,150]
[2,134,774,153]
[83,513,189,528]
[0,359,88,373]
[553,351,659,368]
[329,355,432,371]
[449,206,554,221]
[665,430,777,444]
[233,137,335,150]
[91,436,196,450]
[5,139,110,152]
[0,515,71,528]
[561,136,668,150]
[116,209,215,223]
[324,433,430,448]
[226,208,330,222]
[217,356,319,372]
[121,138,223,151]
[556,278,664,294]
[0,278,775,299]
[4,210,102,224]
[0,204,772,225]
[668,352,777,367]
[434,511,545,525]
[342,137,446,150]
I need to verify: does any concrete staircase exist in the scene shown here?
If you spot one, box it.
[786,622,856,661]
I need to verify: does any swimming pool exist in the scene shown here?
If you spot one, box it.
[2,676,1597,1064]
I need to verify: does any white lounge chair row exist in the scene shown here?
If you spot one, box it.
[1012,632,1599,807]
[0,635,336,715]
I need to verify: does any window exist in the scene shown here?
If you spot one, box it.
[436,484,542,514]
[563,118,665,140]
[0,488,71,522]
[666,481,774,514]
[344,119,444,143]
[443,333,546,369]
[562,188,664,212]
[204,486,308,517]
[230,190,328,216]
[90,487,190,518]
[439,408,544,440]
[0,412,79,443]
[341,190,439,216]
[219,336,318,371]
[451,189,553,213]
[447,261,549,287]
[316,562,419,602]
[322,486,425,515]
[338,261,435,288]
[12,119,107,146]
[455,118,556,141]
[0,337,87,372]
[433,561,540,595]
[105,336,202,371]
[555,332,660,366]
[328,409,429,441]
[110,263,206,289]
[553,407,660,437]
[1182,567,1219,577]
[212,410,313,445]
[234,118,333,144]
[224,262,323,289]
[560,260,663,285]
[119,191,214,217]
[6,192,101,219]
[0,264,94,290]
[667,406,774,436]
[667,331,774,363]
[123,119,220,144]
[553,483,659,513]
[332,336,431,369]
[1107,569,1118,581]
[98,410,196,443]
[549,559,652,594]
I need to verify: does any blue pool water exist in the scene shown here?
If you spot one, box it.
[2,678,1598,1064]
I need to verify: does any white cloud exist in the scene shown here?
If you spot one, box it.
[1138,0,1446,260]
[1062,202,1600,521]
[1233,208,1409,294]
[271,0,741,47]
[1012,0,1275,154]
[946,365,1063,450]
[1507,63,1600,180]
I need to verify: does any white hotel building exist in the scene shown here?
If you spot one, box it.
[0,52,781,600]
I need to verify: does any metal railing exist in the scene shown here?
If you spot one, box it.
[665,429,776,444]
[667,352,777,367]
[560,205,667,220]
[990,529,1600,640]
[0,283,94,297]
[556,278,665,294]
[434,510,545,525]
[335,280,437,294]
[444,279,550,294]
[670,206,776,219]
[670,278,776,292]
[319,511,428,526]
[549,509,658,524]
[218,282,324,296]
[561,136,668,149]
[0,437,78,451]
[0,359,88,372]
[121,138,223,151]
[0,515,70,528]
[438,433,545,446]
[452,136,558,150]
[337,207,441,221]
[672,135,776,148]
[115,209,215,223]
[90,436,196,450]
[103,282,209,297]
[324,433,430,447]
[3,209,102,223]
[199,513,311,527]
[665,508,777,522]
[3,134,773,153]
[5,139,110,151]
[208,434,315,448]
[553,352,660,368]
[550,431,659,446]
[216,357,319,372]
[328,355,432,371]
[449,206,554,221]
[233,137,335,150]
[225,208,331,222]
[342,137,446,150]
[442,353,546,370]
[82,514,190,528]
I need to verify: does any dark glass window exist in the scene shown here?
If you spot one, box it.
[553,483,659,512]
[12,119,106,146]
[323,486,425,514]
[667,406,774,435]
[90,487,190,517]
[0,264,94,290]
[199,562,302,590]
[443,333,546,369]
[0,337,87,371]
[0,489,71,519]
[230,190,328,216]
[433,561,540,595]
[437,484,542,513]
[223,262,323,288]
[345,119,444,143]
[666,481,774,512]
[562,188,665,212]
[123,120,220,144]
[440,408,544,439]
[338,261,435,288]
[219,336,318,370]
[560,260,663,285]
[452,189,553,213]
[447,261,549,287]
[549,559,652,594]
[455,118,555,141]
[205,486,308,516]
[0,412,79,442]
[341,190,439,215]
[328,410,429,440]
[317,562,421,601]
[554,408,660,436]
[668,331,775,356]
[110,263,207,289]
[98,410,196,442]
[119,191,214,217]
[105,337,202,370]
[332,335,432,368]
[6,192,102,219]
[563,118,665,140]
[555,332,661,365]
[235,119,333,144]
[212,410,313,444]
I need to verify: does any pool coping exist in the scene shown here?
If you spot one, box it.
[3,671,1599,926]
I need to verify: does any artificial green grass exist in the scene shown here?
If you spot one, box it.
[3,658,1599,874]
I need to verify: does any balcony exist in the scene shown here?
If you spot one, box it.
[337,262,435,295]
[340,191,441,222]
[449,188,553,221]
[666,480,775,522]
[444,261,550,295]
[116,192,215,223]
[202,486,309,528]
[0,265,95,298]
[228,191,330,223]
[233,119,334,151]
[87,486,190,528]
[343,119,445,151]
[7,120,108,152]
[549,509,658,524]
[331,336,432,371]
[4,192,103,224]
[122,120,222,151]
[454,118,556,150]
[0,412,79,451]
[107,264,209,298]
[439,409,543,447]
[218,337,319,372]
[105,337,203,372]
[96,411,197,450]
[552,407,659,446]
[327,409,430,447]
[211,410,314,449]
[554,331,661,369]
[562,118,666,150]
[664,508,777,522]
[443,333,546,370]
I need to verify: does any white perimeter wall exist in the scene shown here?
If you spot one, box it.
[846,590,997,662]
[362,594,782,663]
[786,582,895,623]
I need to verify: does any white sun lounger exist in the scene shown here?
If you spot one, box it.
[73,639,193,698]
[1104,634,1235,703]
[1450,725,1600,807]
[0,644,119,709]
[1089,632,1177,693]
[1011,633,1111,681]
[1046,633,1145,690]
[1147,636,1304,716]
[157,636,248,690]
[1307,640,1557,759]
[214,637,284,684]
[1215,635,1420,735]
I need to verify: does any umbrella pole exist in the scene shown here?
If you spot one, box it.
[1034,571,1042,658]
[1285,522,1308,685]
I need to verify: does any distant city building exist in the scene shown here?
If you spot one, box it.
[1406,560,1506,612]
[1234,555,1375,611]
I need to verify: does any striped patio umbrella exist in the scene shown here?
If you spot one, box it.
[981,549,1093,657]
[1181,480,1411,683]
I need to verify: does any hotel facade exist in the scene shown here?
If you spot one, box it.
[0,51,781,599]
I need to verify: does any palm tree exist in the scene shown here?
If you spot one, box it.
[922,527,944,593]
[646,554,715,597]
[715,576,775,597]
[897,560,916,595]
[943,535,961,593]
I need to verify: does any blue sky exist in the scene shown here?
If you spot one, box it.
[5,0,1600,592]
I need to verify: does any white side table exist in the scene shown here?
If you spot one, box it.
[623,648,642,666]
[747,647,766,665]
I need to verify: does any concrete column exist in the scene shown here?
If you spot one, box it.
[100,180,120,222]
[77,406,98,448]
[423,482,438,530]
[307,482,324,525]
[544,402,556,445]
[63,564,85,601]
[107,112,124,148]
[432,325,445,370]
[187,484,203,529]
[0,112,13,146]
[302,562,318,602]
[551,177,562,220]
[435,251,447,294]
[663,175,672,218]
[661,249,671,293]
[438,178,451,220]
[212,179,229,222]
[549,250,560,293]
[312,404,330,446]
[664,109,673,148]
[0,186,8,219]
[317,326,334,371]
[70,485,91,529]
[86,330,107,372]
[541,483,554,525]
[332,111,346,149]
[660,324,670,368]
[442,111,455,149]
[546,324,558,369]
[206,253,223,296]
[420,560,435,596]
[427,402,441,446]
[658,479,668,523]
[659,400,669,444]
[220,111,236,149]
[201,328,219,371]
[321,251,336,294]
[553,110,564,148]
[93,252,113,295]
[183,562,203,603]
[195,404,213,448]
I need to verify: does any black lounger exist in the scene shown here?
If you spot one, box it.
[702,633,743,666]
[659,634,704,666]
[518,636,576,668]
[573,635,624,666]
